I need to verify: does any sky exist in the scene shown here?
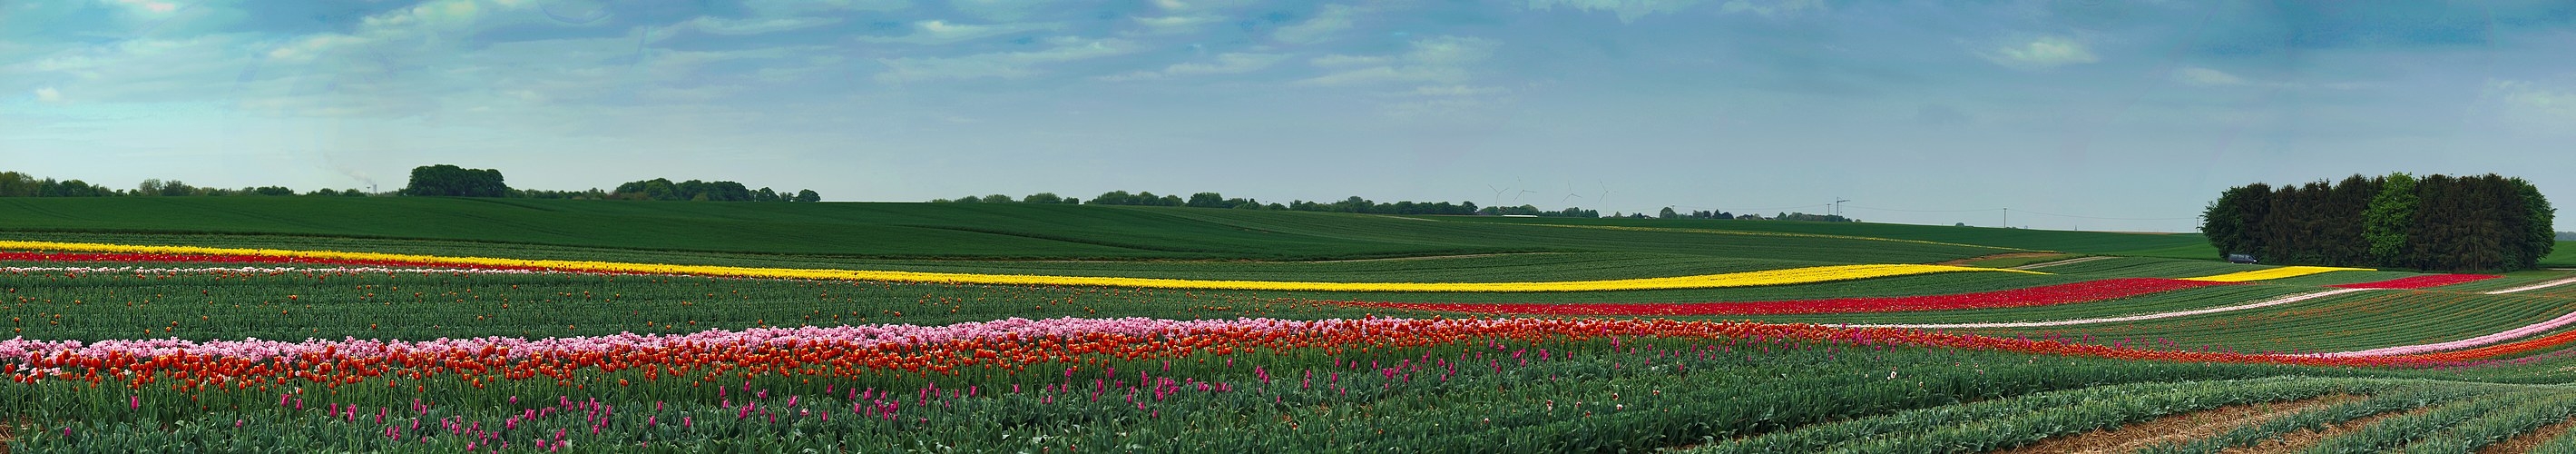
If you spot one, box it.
[5,0,2575,232]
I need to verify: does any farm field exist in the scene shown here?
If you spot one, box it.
[7,199,2576,451]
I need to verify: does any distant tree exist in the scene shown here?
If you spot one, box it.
[2364,173,2417,263]
[794,189,819,202]
[1186,192,1228,208]
[980,194,1014,203]
[1022,192,1066,204]
[1089,191,1135,205]
[401,164,509,197]
[0,172,37,196]
[754,187,782,202]
[250,186,296,196]
[2518,179,2557,265]
[1658,207,1680,219]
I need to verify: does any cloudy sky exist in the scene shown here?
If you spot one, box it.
[5,0,2574,232]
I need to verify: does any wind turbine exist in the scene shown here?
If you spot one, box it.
[1561,183,1582,206]
[1514,189,1537,205]
[1486,184,1511,208]
[1596,181,1616,211]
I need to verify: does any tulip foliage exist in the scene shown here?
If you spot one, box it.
[7,241,2576,451]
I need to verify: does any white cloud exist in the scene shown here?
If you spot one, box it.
[2170,66,2370,90]
[2172,67,2246,86]
[1528,0,1706,22]
[1526,0,1817,22]
[1130,15,1224,35]
[1099,53,1286,81]
[1150,0,1256,13]
[2484,79,2576,129]
[1718,0,1822,18]
[1273,5,1362,44]
[1405,84,1505,96]
[1298,35,1499,86]
[33,87,62,104]
[860,20,1061,44]
[1310,54,1392,67]
[743,0,908,16]
[877,36,1140,83]
[685,16,842,35]
[98,0,180,16]
[1980,35,2098,69]
[947,0,1044,22]
[266,34,372,61]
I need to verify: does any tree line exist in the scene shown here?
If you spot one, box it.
[2201,173,2555,271]
[938,191,1551,216]
[0,165,821,202]
[935,190,1859,222]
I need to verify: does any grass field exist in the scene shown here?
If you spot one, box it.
[9,198,2576,451]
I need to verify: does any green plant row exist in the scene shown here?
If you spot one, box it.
[1695,377,2395,454]
[2130,384,2495,454]
[1977,290,2576,355]
[2303,390,2552,453]
[2400,391,2576,453]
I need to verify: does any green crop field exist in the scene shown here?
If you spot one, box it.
[8,198,2576,452]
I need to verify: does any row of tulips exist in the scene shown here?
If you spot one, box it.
[2179,265,2376,282]
[2329,273,2503,289]
[1344,272,2500,316]
[1348,278,2234,315]
[9,316,2576,394]
[0,241,2032,291]
[9,329,2357,452]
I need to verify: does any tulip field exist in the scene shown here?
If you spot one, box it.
[10,201,2576,451]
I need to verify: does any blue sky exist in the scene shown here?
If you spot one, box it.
[5,0,2575,232]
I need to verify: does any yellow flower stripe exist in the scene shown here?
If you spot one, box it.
[0,240,2041,292]
[2179,266,2375,282]
[1526,224,2039,252]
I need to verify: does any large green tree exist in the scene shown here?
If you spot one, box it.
[2363,172,2416,263]
[400,164,510,197]
[2206,173,2552,271]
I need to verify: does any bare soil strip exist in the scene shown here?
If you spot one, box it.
[1938,252,2069,267]
[2222,405,2435,453]
[2013,255,2116,270]
[2478,414,2576,454]
[1993,394,2365,454]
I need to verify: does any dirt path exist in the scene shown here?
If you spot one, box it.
[2479,415,2576,454]
[1936,252,2068,267]
[1993,394,2365,454]
[2013,255,2116,270]
[2222,405,2431,453]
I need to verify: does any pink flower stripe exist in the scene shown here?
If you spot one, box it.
[2320,309,2576,357]
[10,316,2576,390]
[0,317,1311,362]
[2327,274,2503,289]
[1346,278,2231,315]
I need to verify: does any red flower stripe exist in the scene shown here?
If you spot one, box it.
[1347,278,2233,315]
[5,317,2562,392]
[2327,274,2503,289]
